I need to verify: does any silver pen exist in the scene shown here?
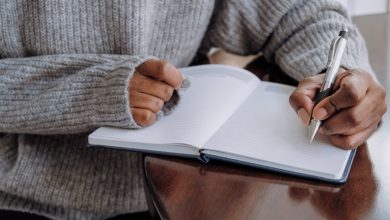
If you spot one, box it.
[309,29,349,142]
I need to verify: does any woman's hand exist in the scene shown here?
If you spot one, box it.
[130,59,183,126]
[289,69,387,149]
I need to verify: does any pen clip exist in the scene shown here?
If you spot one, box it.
[326,36,342,69]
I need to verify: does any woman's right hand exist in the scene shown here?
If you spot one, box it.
[130,59,183,126]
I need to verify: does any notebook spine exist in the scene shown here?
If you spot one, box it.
[199,149,211,163]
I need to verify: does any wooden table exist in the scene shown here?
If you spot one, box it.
[143,14,390,220]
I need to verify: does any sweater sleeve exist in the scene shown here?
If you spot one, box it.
[0,54,152,134]
[201,0,373,80]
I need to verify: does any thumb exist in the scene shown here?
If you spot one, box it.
[136,59,183,89]
[289,75,324,124]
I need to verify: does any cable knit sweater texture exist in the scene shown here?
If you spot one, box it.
[0,0,372,219]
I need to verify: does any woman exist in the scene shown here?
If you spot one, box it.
[0,0,386,219]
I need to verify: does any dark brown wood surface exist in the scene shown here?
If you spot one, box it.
[144,14,390,220]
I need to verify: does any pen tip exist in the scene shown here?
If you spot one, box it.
[309,120,321,143]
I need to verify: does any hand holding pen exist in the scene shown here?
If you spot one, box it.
[289,30,387,149]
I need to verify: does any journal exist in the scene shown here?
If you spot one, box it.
[88,65,355,183]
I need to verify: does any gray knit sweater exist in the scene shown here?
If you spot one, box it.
[0,0,371,219]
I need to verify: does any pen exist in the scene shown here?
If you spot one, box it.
[309,29,349,142]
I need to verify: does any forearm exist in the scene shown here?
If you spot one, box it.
[262,1,372,80]
[0,54,151,134]
[202,0,373,80]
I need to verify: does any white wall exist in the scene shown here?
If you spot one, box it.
[336,0,348,8]
[335,0,388,16]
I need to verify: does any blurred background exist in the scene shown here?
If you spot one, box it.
[336,0,389,16]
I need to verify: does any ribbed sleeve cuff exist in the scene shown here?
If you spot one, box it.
[276,28,374,81]
[93,56,155,129]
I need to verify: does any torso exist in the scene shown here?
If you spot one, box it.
[0,0,215,67]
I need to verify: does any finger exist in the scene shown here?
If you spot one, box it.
[319,103,376,136]
[328,124,378,149]
[130,91,164,113]
[289,74,324,111]
[297,108,311,125]
[136,59,183,89]
[289,75,324,124]
[131,108,157,127]
[313,71,369,120]
[131,72,174,101]
[319,88,387,136]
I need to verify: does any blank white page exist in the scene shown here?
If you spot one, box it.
[204,82,351,179]
[90,65,259,148]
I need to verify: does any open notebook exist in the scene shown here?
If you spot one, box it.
[89,65,355,183]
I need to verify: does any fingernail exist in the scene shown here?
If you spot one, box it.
[165,62,176,72]
[297,108,310,125]
[166,63,181,89]
[177,72,184,90]
[314,108,327,120]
